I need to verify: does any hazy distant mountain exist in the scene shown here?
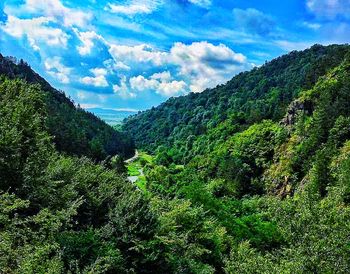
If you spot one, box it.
[88,108,139,125]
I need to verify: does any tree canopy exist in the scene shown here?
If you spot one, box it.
[2,44,350,273]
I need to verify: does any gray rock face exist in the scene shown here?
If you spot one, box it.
[283,99,313,126]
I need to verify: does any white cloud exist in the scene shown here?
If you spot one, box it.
[114,61,131,70]
[77,91,91,100]
[113,76,136,99]
[91,68,108,76]
[107,40,249,94]
[102,15,142,32]
[130,72,187,97]
[157,80,187,96]
[108,44,167,66]
[80,103,102,109]
[44,57,72,84]
[80,68,109,87]
[1,15,69,50]
[302,22,321,30]
[188,0,212,8]
[19,0,92,27]
[106,0,163,15]
[130,75,159,91]
[306,0,350,19]
[233,8,275,36]
[109,108,140,112]
[74,90,110,106]
[74,29,102,56]
[275,40,314,51]
[169,41,248,92]
[103,59,131,71]
[151,71,172,81]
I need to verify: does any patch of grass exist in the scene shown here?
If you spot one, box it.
[126,152,152,175]
[126,151,152,193]
[136,175,147,192]
[139,152,153,164]
[127,164,141,176]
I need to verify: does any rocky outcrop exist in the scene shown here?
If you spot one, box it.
[282,99,313,126]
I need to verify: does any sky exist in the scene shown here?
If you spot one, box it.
[0,0,350,112]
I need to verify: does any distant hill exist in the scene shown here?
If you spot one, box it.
[0,54,134,160]
[87,108,138,126]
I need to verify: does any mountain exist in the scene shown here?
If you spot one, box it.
[0,54,134,160]
[2,45,350,273]
[118,44,350,272]
[124,44,350,196]
[87,107,139,126]
[124,44,350,154]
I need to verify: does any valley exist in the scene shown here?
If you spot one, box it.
[1,44,350,273]
[87,107,138,126]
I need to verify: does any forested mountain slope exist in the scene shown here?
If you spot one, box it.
[124,44,350,156]
[2,45,350,273]
[119,44,350,272]
[0,77,151,272]
[0,54,134,160]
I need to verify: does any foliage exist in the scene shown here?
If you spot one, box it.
[0,54,134,161]
[124,44,350,158]
[2,45,350,273]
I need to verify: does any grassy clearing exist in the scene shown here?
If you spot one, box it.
[136,175,147,192]
[126,151,153,193]
[139,152,153,164]
[127,152,153,176]
[127,163,141,176]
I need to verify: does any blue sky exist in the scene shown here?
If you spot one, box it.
[1,0,350,111]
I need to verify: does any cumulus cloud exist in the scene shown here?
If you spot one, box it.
[306,0,350,19]
[1,15,69,50]
[157,80,187,96]
[108,41,249,94]
[73,29,102,56]
[18,0,92,27]
[2,0,94,53]
[170,41,248,92]
[103,59,131,71]
[113,76,136,99]
[130,75,159,91]
[80,68,109,87]
[108,44,167,66]
[151,71,172,81]
[130,72,187,97]
[44,57,72,84]
[106,0,163,15]
[233,8,275,36]
[188,0,212,8]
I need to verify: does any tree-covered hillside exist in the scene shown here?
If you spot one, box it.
[120,44,350,272]
[2,45,350,273]
[0,54,134,160]
[0,78,154,272]
[124,44,349,156]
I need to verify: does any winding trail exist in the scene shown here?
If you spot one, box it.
[124,149,139,163]
[125,150,142,184]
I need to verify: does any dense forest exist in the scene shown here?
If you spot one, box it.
[0,54,134,160]
[123,44,349,155]
[2,44,350,273]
